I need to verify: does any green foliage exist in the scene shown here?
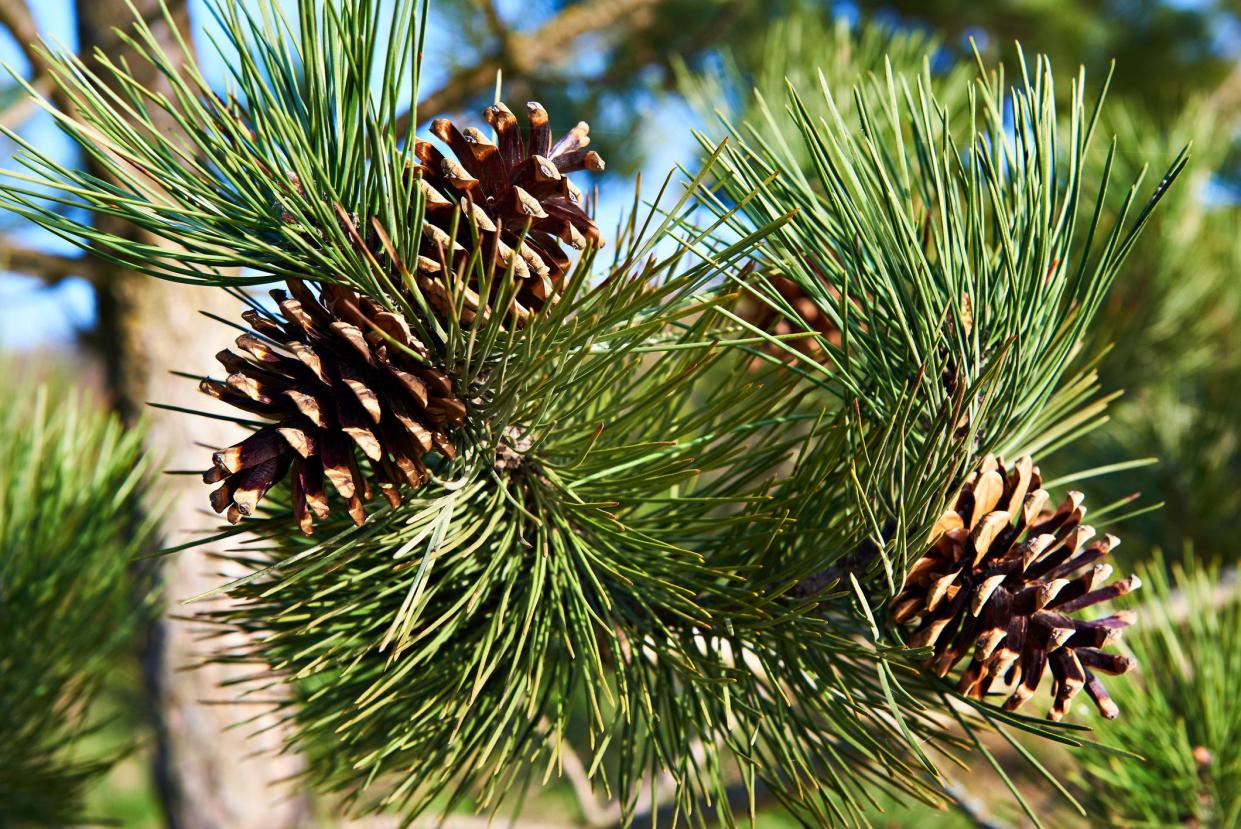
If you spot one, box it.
[1074,554,1241,828]
[687,29,1181,826]
[848,0,1241,123]
[0,377,159,827]
[694,43,1181,587]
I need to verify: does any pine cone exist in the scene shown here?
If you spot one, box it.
[208,96,604,323]
[737,274,841,364]
[201,279,464,534]
[413,101,605,318]
[890,454,1139,721]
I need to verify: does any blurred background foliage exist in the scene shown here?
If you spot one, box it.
[0,363,160,827]
[1064,92,1241,561]
[0,0,1237,826]
[1074,553,1241,827]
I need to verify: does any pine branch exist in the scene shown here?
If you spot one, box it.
[400,0,662,130]
[0,2,1185,826]
[0,239,105,284]
[685,26,1185,824]
[0,377,160,826]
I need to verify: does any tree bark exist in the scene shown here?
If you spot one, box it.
[73,2,312,827]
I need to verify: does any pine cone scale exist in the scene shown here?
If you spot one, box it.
[524,102,551,157]
[213,427,286,473]
[893,454,1139,720]
[230,456,288,517]
[484,103,523,168]
[276,423,316,458]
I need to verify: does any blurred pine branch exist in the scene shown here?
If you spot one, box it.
[0,370,160,826]
[1073,552,1241,827]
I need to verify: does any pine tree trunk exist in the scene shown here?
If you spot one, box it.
[75,2,312,827]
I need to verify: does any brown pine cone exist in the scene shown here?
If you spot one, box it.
[201,279,464,534]
[737,274,842,365]
[413,101,605,318]
[891,454,1139,721]
[208,96,604,324]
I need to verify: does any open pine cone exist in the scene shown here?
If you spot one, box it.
[890,454,1139,720]
[211,96,604,323]
[414,101,605,319]
[201,279,464,534]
